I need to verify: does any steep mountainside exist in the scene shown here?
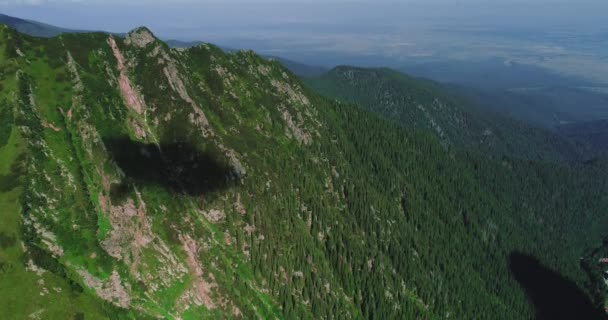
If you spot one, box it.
[305,66,584,161]
[1,25,608,319]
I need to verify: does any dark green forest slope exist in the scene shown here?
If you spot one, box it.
[1,24,607,319]
[305,66,589,162]
[559,120,608,156]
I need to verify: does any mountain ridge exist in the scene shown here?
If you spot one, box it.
[0,13,328,78]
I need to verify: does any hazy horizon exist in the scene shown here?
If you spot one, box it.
[2,1,607,38]
[2,0,608,83]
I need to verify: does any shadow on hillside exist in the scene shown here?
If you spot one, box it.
[509,252,606,320]
[104,137,236,196]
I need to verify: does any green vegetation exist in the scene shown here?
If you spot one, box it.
[0,86,118,319]
[0,24,607,319]
[305,66,585,162]
[0,99,12,148]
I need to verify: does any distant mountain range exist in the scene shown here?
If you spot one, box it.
[399,59,608,128]
[0,13,92,37]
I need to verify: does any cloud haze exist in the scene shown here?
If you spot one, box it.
[1,0,607,82]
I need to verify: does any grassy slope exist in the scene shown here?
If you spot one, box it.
[0,67,111,320]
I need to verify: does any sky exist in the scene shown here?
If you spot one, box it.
[1,0,607,37]
[1,0,608,82]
